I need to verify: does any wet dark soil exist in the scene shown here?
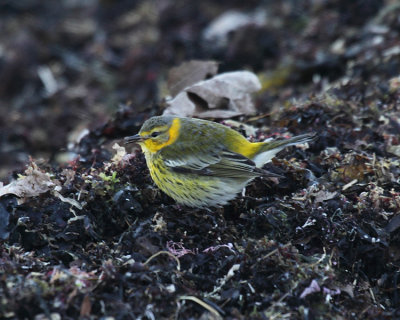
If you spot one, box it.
[1,1,400,319]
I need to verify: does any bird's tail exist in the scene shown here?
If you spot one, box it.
[252,132,316,167]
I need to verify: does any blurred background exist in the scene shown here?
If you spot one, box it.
[0,0,390,180]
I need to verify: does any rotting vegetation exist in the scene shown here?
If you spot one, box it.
[1,1,400,319]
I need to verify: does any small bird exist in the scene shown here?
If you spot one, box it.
[125,116,315,208]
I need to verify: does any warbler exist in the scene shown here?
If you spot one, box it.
[125,116,315,208]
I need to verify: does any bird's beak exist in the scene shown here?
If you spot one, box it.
[124,134,144,144]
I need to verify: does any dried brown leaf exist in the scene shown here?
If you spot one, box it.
[0,162,56,199]
[163,70,261,118]
[313,190,338,203]
[168,60,219,97]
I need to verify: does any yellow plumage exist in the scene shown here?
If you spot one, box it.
[125,116,315,208]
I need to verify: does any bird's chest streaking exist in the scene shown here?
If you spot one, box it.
[144,151,250,208]
[126,116,315,208]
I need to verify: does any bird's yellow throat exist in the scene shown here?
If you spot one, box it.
[142,118,181,153]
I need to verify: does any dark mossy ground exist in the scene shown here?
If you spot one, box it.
[1,1,400,319]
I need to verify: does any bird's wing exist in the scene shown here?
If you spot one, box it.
[161,120,226,170]
[162,145,222,171]
[207,150,262,178]
[165,147,279,179]
[161,118,281,179]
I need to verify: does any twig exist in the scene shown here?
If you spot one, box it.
[179,296,221,318]
[143,251,181,271]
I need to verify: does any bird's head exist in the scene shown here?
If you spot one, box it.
[124,116,181,153]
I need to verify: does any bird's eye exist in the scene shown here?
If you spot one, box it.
[151,131,160,137]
